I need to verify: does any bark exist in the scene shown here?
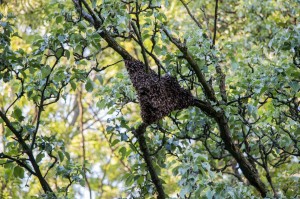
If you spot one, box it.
[0,111,55,196]
[215,113,267,197]
[78,88,92,199]
[135,123,166,199]
[71,1,268,196]
[192,100,267,196]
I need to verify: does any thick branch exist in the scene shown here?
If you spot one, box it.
[72,0,135,61]
[0,111,54,195]
[191,102,267,196]
[214,112,267,197]
[162,27,216,101]
[192,99,219,117]
[134,123,166,199]
[71,1,267,196]
[215,64,227,102]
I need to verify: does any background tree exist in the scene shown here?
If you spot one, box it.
[0,0,299,198]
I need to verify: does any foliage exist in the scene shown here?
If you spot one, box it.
[0,0,299,198]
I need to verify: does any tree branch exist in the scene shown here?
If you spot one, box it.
[0,111,54,195]
[131,1,149,71]
[212,0,219,47]
[179,0,203,30]
[131,21,150,71]
[0,153,36,176]
[134,123,166,199]
[215,63,227,102]
[162,27,216,101]
[70,1,268,196]
[72,0,135,61]
[191,100,268,196]
[214,113,267,197]
[31,58,59,150]
[78,87,92,199]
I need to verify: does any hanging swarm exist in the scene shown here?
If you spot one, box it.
[125,60,194,124]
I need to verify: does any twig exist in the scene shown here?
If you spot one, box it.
[31,58,60,150]
[179,0,202,29]
[0,153,36,175]
[200,6,212,40]
[5,71,25,114]
[212,0,219,47]
[78,87,92,199]
[131,34,167,73]
[131,21,149,71]
[44,151,58,178]
[92,59,124,72]
[150,127,166,156]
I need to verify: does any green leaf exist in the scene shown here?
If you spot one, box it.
[64,151,70,161]
[56,48,64,58]
[97,75,104,85]
[36,153,45,163]
[0,21,7,27]
[120,133,128,141]
[56,16,64,24]
[118,147,127,159]
[96,100,106,110]
[41,65,52,78]
[85,79,94,92]
[79,179,85,186]
[289,81,300,92]
[281,41,291,50]
[70,81,76,91]
[111,139,120,147]
[137,175,144,184]
[179,186,191,198]
[58,35,66,43]
[78,21,87,30]
[12,107,24,122]
[107,108,115,114]
[58,151,64,162]
[13,166,24,178]
[65,49,70,59]
[106,126,114,132]
[125,174,133,186]
[206,188,215,199]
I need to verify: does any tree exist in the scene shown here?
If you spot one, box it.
[0,0,299,198]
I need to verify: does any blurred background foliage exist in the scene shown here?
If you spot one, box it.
[0,0,299,198]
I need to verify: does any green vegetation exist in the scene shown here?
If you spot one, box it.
[0,0,299,198]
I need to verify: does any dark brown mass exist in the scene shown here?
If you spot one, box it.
[125,60,194,124]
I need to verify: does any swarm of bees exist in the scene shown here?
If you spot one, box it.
[125,60,194,124]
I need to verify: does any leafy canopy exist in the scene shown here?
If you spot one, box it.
[0,0,299,198]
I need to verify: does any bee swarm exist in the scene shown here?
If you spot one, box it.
[125,60,194,124]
